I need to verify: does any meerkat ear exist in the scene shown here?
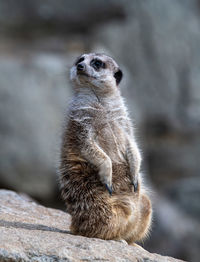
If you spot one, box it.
[114,69,123,85]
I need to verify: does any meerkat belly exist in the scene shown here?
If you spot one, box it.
[95,120,133,192]
[96,122,127,162]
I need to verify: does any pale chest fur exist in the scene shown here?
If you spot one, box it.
[69,92,132,164]
[94,108,129,163]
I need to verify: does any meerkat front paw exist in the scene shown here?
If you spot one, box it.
[128,147,141,193]
[98,158,113,195]
[131,176,138,192]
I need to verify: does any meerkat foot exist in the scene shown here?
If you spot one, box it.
[130,243,144,250]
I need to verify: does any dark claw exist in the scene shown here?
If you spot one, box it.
[131,180,138,192]
[105,184,112,196]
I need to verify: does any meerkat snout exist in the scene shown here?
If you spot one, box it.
[76,63,85,72]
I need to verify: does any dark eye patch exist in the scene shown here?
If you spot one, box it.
[75,57,85,65]
[91,59,106,70]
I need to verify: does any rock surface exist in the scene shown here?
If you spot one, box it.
[0,190,183,262]
[0,49,72,204]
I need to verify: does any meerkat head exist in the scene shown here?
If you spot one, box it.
[70,53,123,93]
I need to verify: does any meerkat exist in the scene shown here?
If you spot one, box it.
[59,53,152,244]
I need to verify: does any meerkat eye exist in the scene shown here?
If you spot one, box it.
[75,57,84,66]
[91,59,106,70]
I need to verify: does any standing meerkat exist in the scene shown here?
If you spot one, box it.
[59,53,152,244]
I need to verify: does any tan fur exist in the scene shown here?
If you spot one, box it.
[59,53,152,244]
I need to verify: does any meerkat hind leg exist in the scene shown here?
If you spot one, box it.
[70,195,138,241]
[124,193,152,244]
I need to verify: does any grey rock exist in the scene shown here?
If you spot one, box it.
[0,189,184,262]
[0,50,72,202]
[95,0,200,128]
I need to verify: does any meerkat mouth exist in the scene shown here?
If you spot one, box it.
[77,71,90,77]
[77,72,97,79]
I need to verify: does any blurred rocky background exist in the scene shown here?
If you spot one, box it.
[0,0,199,261]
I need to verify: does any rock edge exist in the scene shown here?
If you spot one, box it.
[0,190,184,262]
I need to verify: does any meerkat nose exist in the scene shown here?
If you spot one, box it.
[77,63,85,71]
